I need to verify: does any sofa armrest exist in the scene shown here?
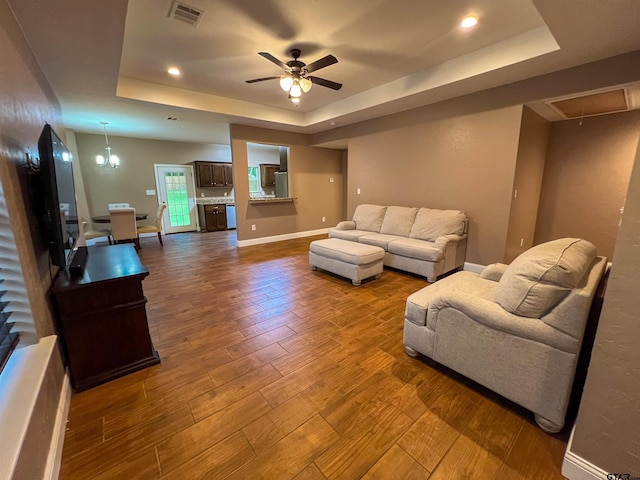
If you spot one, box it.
[479,263,509,282]
[335,220,356,230]
[427,292,579,353]
[434,234,465,249]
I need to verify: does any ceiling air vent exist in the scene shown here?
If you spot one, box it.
[168,1,204,26]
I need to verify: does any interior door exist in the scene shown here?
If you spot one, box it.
[154,164,198,233]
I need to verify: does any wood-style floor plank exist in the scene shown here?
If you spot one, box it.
[59,231,570,479]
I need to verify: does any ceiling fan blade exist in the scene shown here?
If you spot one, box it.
[258,52,288,70]
[245,76,280,84]
[304,54,338,73]
[308,76,342,90]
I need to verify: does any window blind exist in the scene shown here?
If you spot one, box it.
[0,271,19,374]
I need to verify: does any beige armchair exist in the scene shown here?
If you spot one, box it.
[109,208,140,250]
[136,203,167,246]
[403,238,607,433]
[81,218,112,245]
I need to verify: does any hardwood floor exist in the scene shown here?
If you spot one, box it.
[59,231,569,479]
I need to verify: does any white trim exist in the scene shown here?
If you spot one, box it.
[237,228,331,247]
[0,336,56,480]
[463,262,485,273]
[562,426,609,480]
[44,372,71,480]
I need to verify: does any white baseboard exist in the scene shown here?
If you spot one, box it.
[463,262,485,273]
[44,371,71,480]
[237,228,331,247]
[562,426,608,480]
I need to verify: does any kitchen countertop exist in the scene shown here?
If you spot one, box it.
[248,197,295,204]
[196,197,234,205]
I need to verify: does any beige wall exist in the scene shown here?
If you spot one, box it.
[230,125,344,242]
[0,3,66,478]
[570,142,640,473]
[345,106,523,265]
[504,106,549,263]
[74,133,230,225]
[534,110,640,259]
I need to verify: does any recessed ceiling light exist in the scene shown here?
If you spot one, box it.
[168,67,181,76]
[461,16,478,29]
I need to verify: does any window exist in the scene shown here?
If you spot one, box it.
[248,167,260,193]
[0,193,20,375]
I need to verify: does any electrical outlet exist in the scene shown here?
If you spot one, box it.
[357,188,361,194]
[252,224,256,231]
[322,216,326,222]
[146,189,156,195]
[329,177,334,183]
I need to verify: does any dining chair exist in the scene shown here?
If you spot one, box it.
[81,218,112,245]
[108,203,130,209]
[136,203,167,246]
[109,208,140,250]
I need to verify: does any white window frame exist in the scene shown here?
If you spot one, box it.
[248,166,260,193]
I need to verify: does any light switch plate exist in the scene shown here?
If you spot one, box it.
[146,190,156,195]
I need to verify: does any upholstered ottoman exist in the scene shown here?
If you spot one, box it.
[309,238,384,286]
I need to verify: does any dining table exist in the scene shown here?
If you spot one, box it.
[91,213,149,223]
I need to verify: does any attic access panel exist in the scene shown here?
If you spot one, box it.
[550,89,628,119]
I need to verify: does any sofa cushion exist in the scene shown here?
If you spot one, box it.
[495,238,597,318]
[329,230,375,242]
[387,238,443,262]
[359,233,406,249]
[352,204,387,232]
[410,208,466,241]
[380,206,418,237]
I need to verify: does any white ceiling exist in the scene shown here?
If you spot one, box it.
[9,0,640,145]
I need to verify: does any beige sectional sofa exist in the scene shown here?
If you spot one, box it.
[403,238,607,432]
[328,204,468,282]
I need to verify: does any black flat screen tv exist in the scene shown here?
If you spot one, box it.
[37,124,85,274]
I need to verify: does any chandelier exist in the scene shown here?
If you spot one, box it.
[95,121,120,168]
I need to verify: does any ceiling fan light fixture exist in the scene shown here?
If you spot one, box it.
[290,96,300,104]
[299,77,312,93]
[280,75,293,91]
[289,82,302,98]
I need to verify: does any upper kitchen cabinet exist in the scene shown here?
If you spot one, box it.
[195,161,233,187]
[260,163,280,187]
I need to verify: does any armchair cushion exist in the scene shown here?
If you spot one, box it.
[410,208,466,241]
[380,206,418,237]
[495,238,597,318]
[352,204,387,232]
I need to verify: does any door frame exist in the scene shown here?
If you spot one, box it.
[153,164,200,232]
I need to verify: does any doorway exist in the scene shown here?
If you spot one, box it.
[154,164,198,233]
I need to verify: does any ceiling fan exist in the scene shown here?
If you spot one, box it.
[246,49,342,103]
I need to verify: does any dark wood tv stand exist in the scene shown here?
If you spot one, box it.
[51,244,160,392]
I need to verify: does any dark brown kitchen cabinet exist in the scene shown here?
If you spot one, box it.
[260,164,279,187]
[204,204,227,231]
[195,162,233,187]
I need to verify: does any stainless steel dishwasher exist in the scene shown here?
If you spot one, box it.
[226,204,236,229]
